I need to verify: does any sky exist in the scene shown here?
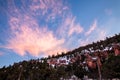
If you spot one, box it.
[0,0,120,68]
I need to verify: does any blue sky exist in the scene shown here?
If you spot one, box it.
[0,0,120,67]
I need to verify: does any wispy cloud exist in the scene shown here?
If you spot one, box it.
[80,30,107,46]
[79,38,90,46]
[54,16,84,51]
[85,20,97,36]
[97,29,107,40]
[29,0,69,21]
[68,17,83,36]
[1,0,69,57]
[2,0,83,57]
[57,16,83,38]
[8,13,66,56]
[79,21,107,46]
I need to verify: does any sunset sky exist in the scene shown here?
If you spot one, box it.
[0,0,120,67]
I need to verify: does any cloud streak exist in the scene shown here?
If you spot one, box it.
[79,23,107,46]
[85,20,97,36]
[57,16,83,38]
[68,17,83,36]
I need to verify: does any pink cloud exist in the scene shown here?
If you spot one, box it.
[4,15,65,57]
[29,0,68,20]
[68,17,83,36]
[79,20,107,46]
[2,0,90,57]
[57,16,83,38]
[1,0,71,57]
[85,20,97,36]
[30,0,47,15]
